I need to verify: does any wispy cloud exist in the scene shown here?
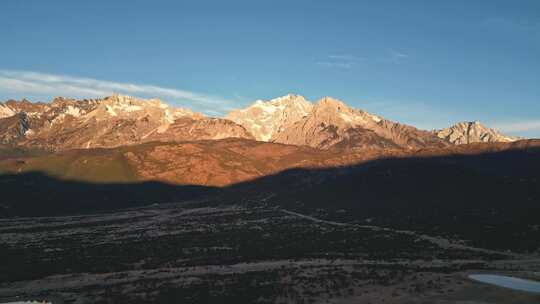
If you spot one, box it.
[316,61,354,69]
[318,50,411,68]
[328,54,363,61]
[316,54,363,69]
[493,120,540,133]
[374,49,410,65]
[0,70,237,115]
[388,50,409,64]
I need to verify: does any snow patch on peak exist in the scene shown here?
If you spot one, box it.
[64,105,82,117]
[339,112,354,123]
[253,100,280,114]
[317,97,347,107]
[370,114,382,123]
[24,128,35,136]
[227,94,314,141]
[164,109,175,123]
[0,103,16,118]
[146,98,169,109]
[105,105,118,116]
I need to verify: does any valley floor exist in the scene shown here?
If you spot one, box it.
[1,200,539,304]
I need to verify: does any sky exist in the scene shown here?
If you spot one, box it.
[0,0,539,137]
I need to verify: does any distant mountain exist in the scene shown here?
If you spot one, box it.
[0,94,253,150]
[0,102,17,118]
[230,95,449,150]
[0,93,527,151]
[435,121,520,145]
[0,113,31,144]
[227,94,313,141]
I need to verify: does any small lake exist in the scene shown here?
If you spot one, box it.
[469,274,540,293]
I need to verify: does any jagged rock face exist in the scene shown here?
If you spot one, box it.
[0,113,32,144]
[272,97,383,148]
[0,103,17,119]
[1,93,526,152]
[3,99,50,117]
[263,96,448,150]
[229,95,400,150]
[150,117,255,142]
[0,94,252,150]
[436,121,520,145]
[374,120,450,149]
[227,94,313,141]
[330,128,402,150]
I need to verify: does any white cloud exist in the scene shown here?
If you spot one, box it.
[0,70,237,115]
[373,49,410,65]
[328,54,363,61]
[388,50,409,64]
[316,61,354,69]
[493,120,540,133]
[390,50,408,58]
[316,54,363,69]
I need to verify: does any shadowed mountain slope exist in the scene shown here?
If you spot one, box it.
[0,139,539,252]
[0,172,217,217]
[229,140,540,251]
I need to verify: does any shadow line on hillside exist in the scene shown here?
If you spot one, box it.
[0,172,219,217]
[1,144,539,219]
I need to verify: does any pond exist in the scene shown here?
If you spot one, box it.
[469,274,540,293]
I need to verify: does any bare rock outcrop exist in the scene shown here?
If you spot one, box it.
[436,121,520,145]
[227,94,313,141]
[0,94,252,150]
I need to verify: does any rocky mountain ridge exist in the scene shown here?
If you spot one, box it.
[269,96,448,149]
[227,94,313,141]
[0,93,522,151]
[0,94,253,150]
[435,121,521,145]
[229,94,522,149]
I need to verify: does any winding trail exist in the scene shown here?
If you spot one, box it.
[280,209,520,258]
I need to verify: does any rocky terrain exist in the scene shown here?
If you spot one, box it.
[0,94,537,304]
[435,121,521,144]
[0,94,252,150]
[0,94,521,152]
[227,94,313,141]
[2,203,540,304]
[0,138,398,189]
[3,137,535,190]
[270,97,449,149]
[229,94,520,149]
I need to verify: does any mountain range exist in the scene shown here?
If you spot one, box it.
[0,93,521,151]
[1,92,539,261]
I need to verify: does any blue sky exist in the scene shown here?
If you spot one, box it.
[1,0,539,136]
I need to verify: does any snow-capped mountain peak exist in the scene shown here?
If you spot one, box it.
[0,103,16,119]
[227,94,313,141]
[231,95,450,150]
[312,97,382,126]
